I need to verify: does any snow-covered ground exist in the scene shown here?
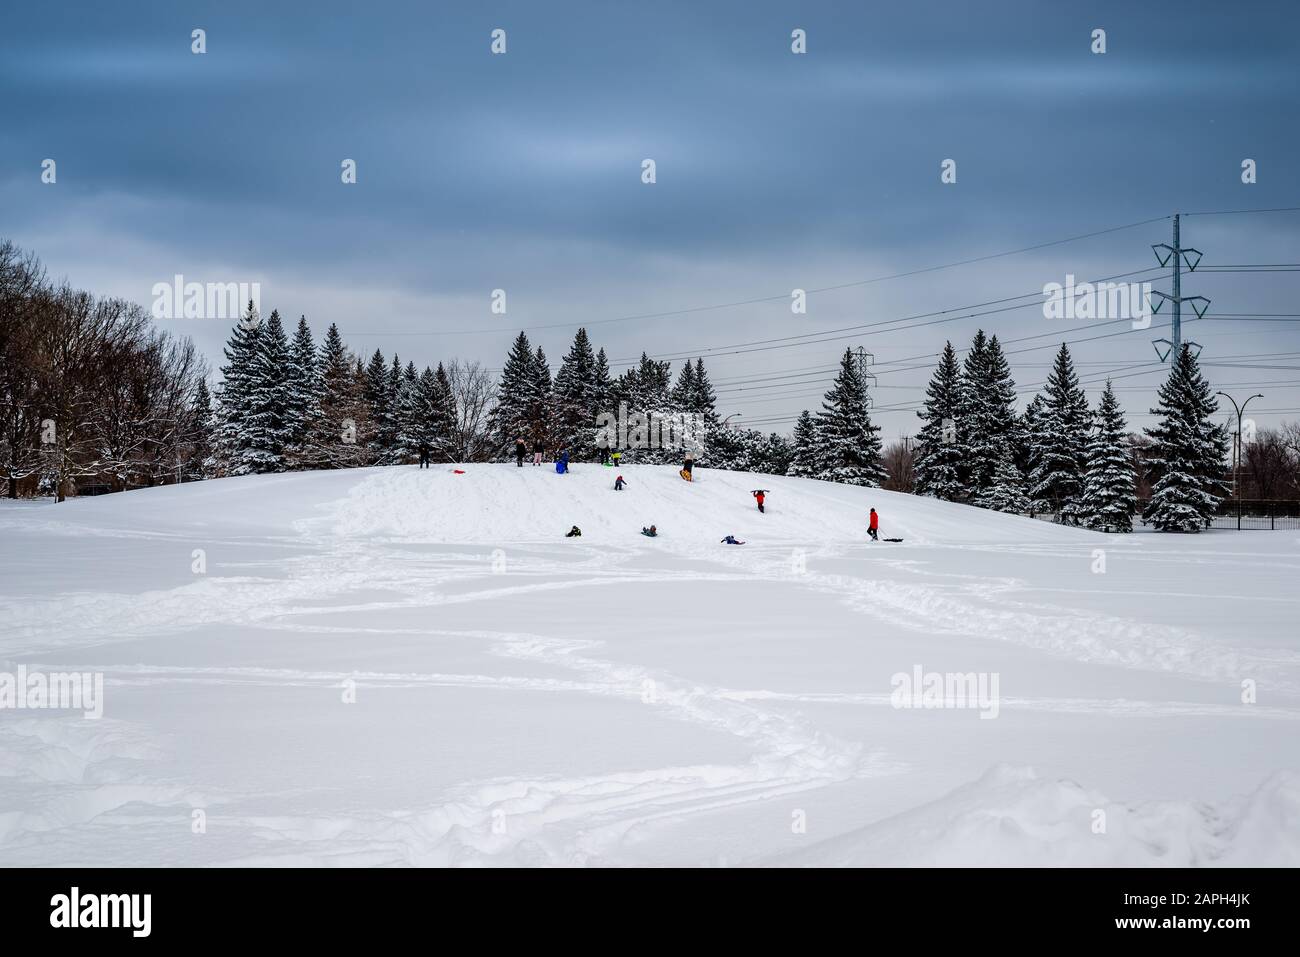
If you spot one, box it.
[1,464,1297,866]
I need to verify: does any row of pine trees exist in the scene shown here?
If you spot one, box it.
[211,311,806,476]
[911,331,1229,532]
[214,303,457,475]
[204,307,1232,535]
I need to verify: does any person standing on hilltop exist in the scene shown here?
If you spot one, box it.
[515,437,527,468]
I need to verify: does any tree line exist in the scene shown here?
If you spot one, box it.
[907,330,1247,532]
[1,241,209,499]
[6,237,1299,529]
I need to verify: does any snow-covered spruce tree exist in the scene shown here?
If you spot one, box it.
[1142,345,1229,532]
[553,328,600,459]
[974,441,1029,513]
[430,362,458,461]
[214,302,262,474]
[693,358,717,417]
[814,348,885,486]
[413,365,453,461]
[669,359,698,411]
[395,360,421,461]
[786,410,821,478]
[283,315,321,467]
[1017,393,1045,482]
[592,347,612,419]
[529,347,553,452]
[1028,343,1090,523]
[956,330,991,494]
[765,431,794,476]
[913,340,966,501]
[1078,379,1136,532]
[247,308,297,473]
[611,352,675,464]
[183,378,217,480]
[489,331,538,457]
[381,354,406,464]
[306,323,369,469]
[363,349,391,465]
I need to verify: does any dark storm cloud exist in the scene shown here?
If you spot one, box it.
[2,0,1298,429]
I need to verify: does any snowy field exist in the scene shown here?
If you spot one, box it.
[1,464,1298,867]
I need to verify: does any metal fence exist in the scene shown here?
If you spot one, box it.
[1148,498,1300,531]
[1029,499,1300,530]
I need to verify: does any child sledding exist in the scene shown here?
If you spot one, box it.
[720,535,745,545]
[640,525,658,538]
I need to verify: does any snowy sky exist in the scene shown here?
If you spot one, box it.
[3,0,1299,436]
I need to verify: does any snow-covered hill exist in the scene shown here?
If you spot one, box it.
[1,464,1297,866]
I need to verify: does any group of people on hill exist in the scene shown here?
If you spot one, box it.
[555,477,886,545]
[499,438,887,542]
[513,437,547,468]
[517,438,626,472]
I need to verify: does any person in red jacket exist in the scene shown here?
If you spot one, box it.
[868,507,879,541]
[752,489,766,513]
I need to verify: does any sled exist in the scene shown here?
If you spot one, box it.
[679,469,692,482]
[882,537,904,542]
[451,469,466,474]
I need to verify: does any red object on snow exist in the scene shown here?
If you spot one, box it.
[452,469,466,474]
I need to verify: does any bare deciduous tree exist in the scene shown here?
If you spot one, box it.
[445,359,496,462]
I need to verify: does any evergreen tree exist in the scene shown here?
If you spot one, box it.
[813,349,885,486]
[489,331,538,456]
[765,432,794,476]
[1028,343,1090,522]
[284,315,321,465]
[396,360,421,460]
[693,358,717,419]
[381,354,405,463]
[413,366,451,461]
[308,323,369,468]
[431,362,458,461]
[215,302,262,474]
[593,347,612,416]
[243,308,293,473]
[670,360,699,411]
[913,341,966,501]
[974,443,1029,513]
[1078,380,1136,532]
[956,330,990,492]
[1017,393,1045,480]
[1142,346,1229,532]
[529,347,553,452]
[786,410,822,478]
[958,331,1018,497]
[184,378,216,480]
[363,349,391,464]
[553,328,600,458]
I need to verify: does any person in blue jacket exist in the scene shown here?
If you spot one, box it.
[555,450,570,474]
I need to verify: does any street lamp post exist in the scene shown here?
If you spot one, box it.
[1215,391,1263,524]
